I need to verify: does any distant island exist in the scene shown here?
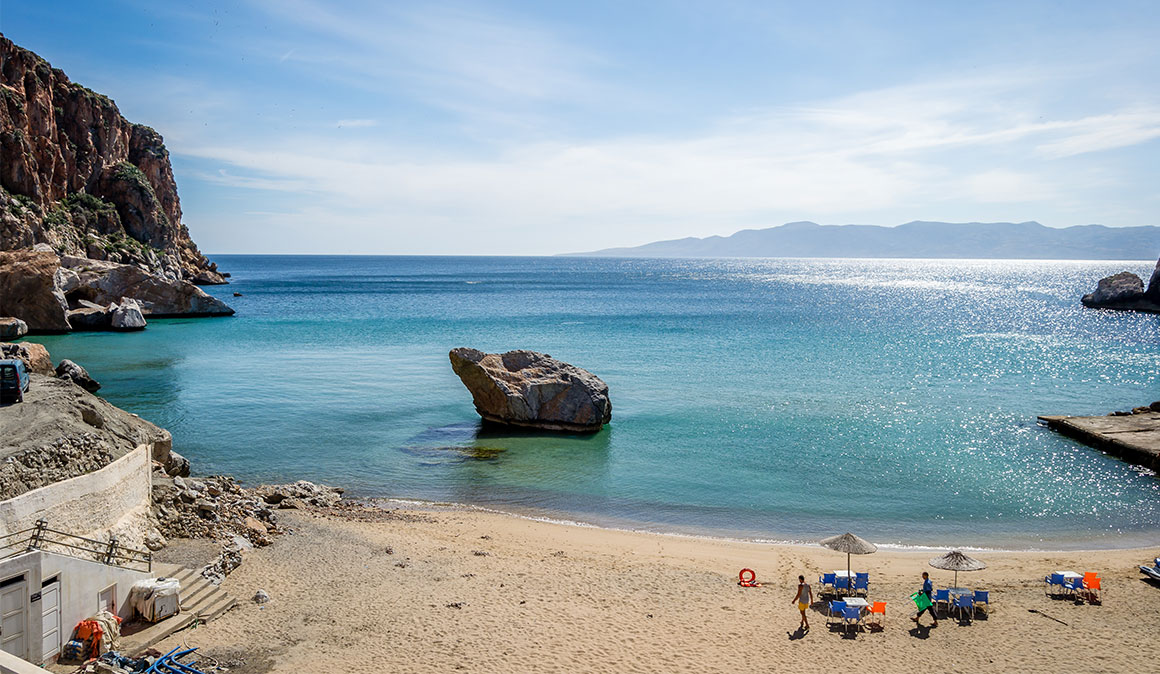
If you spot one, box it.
[566,220,1160,260]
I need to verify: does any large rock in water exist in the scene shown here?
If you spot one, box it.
[111,297,147,330]
[1081,259,1160,313]
[62,257,234,317]
[0,318,28,340]
[0,251,71,332]
[67,305,113,331]
[449,348,612,433]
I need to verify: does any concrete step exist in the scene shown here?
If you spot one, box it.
[118,564,236,655]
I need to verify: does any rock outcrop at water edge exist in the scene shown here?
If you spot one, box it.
[63,256,233,317]
[110,296,146,330]
[55,358,100,392]
[449,347,612,433]
[1,340,53,374]
[0,249,71,332]
[1081,257,1160,313]
[0,374,177,500]
[0,250,233,332]
[0,316,26,339]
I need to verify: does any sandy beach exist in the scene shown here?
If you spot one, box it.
[149,504,1160,674]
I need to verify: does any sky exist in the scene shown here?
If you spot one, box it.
[2,1,1159,255]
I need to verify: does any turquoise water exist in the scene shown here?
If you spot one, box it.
[32,256,1160,549]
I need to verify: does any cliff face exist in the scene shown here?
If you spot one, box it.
[0,35,225,284]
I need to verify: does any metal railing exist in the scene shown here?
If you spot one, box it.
[0,519,152,572]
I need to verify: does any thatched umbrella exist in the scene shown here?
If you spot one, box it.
[819,533,878,589]
[929,550,987,589]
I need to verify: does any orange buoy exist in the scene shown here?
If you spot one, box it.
[738,568,760,587]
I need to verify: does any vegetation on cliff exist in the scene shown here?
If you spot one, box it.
[0,34,225,284]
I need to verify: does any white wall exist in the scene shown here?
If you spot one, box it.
[0,445,150,540]
[0,551,148,665]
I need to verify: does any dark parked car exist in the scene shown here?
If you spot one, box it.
[0,359,30,403]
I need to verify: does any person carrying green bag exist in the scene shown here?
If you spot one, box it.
[910,571,939,627]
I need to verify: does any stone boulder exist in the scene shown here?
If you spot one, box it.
[67,306,113,331]
[111,298,147,331]
[1085,271,1144,303]
[1082,257,1160,313]
[0,318,28,340]
[449,348,612,433]
[55,359,100,392]
[192,269,228,285]
[0,342,54,375]
[0,251,71,332]
[61,256,234,317]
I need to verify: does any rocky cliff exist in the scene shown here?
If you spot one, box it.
[0,35,225,284]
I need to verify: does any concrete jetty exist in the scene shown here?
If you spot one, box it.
[1039,412,1160,472]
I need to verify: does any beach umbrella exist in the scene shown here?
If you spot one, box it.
[929,550,987,589]
[819,532,878,588]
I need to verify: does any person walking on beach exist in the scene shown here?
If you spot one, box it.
[791,574,813,631]
[911,571,939,627]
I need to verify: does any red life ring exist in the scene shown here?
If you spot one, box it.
[738,568,758,587]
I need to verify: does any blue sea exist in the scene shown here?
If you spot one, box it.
[33,256,1160,549]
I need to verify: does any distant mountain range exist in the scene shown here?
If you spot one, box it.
[565,221,1160,260]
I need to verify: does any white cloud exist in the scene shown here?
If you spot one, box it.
[177,69,1160,246]
[144,4,1159,253]
[1034,109,1160,158]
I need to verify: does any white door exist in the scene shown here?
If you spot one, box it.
[40,578,60,661]
[0,577,28,661]
[97,585,116,615]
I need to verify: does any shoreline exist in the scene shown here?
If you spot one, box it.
[361,496,1160,554]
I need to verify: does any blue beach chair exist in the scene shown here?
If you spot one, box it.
[973,590,989,615]
[828,600,847,625]
[1044,573,1065,596]
[835,576,851,592]
[954,594,975,621]
[853,575,869,597]
[934,589,951,615]
[1063,576,1084,598]
[820,573,836,593]
[842,605,864,633]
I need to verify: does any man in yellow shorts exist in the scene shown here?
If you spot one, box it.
[791,574,813,631]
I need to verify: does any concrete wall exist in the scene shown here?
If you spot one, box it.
[0,445,152,666]
[0,550,147,665]
[0,445,150,539]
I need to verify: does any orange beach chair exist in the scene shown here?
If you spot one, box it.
[1082,573,1102,603]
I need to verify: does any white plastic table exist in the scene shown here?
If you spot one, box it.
[843,597,869,608]
[1057,570,1081,580]
[947,587,973,597]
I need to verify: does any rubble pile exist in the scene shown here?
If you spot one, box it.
[152,474,279,545]
[151,473,345,582]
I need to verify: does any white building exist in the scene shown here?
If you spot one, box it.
[0,445,153,667]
